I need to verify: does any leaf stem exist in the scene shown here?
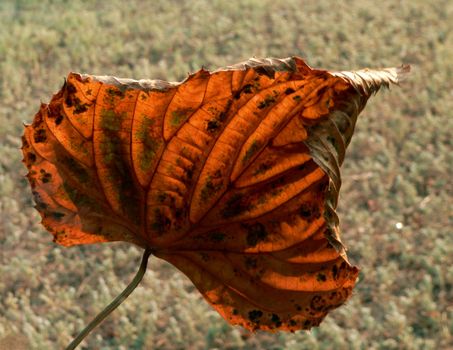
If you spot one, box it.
[65,248,153,350]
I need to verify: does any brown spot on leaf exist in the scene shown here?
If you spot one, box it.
[298,202,320,220]
[55,114,63,125]
[50,212,65,220]
[207,119,221,132]
[242,140,260,164]
[248,310,263,323]
[27,152,37,163]
[73,100,88,114]
[257,94,277,109]
[244,222,268,247]
[234,84,254,99]
[65,84,89,113]
[106,87,126,99]
[151,208,171,234]
[33,129,47,143]
[332,264,339,280]
[252,161,273,176]
[310,295,327,312]
[66,82,77,94]
[222,193,248,218]
[200,172,223,202]
[316,273,327,282]
[40,169,52,183]
[271,314,282,327]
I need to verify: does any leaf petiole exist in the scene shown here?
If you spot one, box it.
[65,248,152,350]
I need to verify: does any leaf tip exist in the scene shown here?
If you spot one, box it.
[394,64,411,83]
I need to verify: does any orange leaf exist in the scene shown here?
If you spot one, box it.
[22,57,409,332]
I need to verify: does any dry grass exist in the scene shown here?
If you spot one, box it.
[1,0,452,349]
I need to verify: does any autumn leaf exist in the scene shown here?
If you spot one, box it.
[22,57,409,335]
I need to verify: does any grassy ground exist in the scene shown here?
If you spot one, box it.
[1,0,452,349]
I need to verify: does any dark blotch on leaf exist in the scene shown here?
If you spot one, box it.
[41,171,52,183]
[66,82,77,94]
[271,314,282,327]
[33,129,47,143]
[157,192,167,203]
[243,84,253,94]
[65,94,73,108]
[258,95,276,109]
[27,152,37,163]
[185,167,194,180]
[285,87,296,95]
[170,109,191,126]
[200,176,223,202]
[332,265,339,280]
[245,222,268,247]
[310,295,326,312]
[106,87,126,98]
[253,162,273,176]
[248,310,263,323]
[297,163,306,171]
[222,193,247,218]
[299,202,320,220]
[242,140,260,164]
[51,212,65,220]
[65,83,89,114]
[234,84,254,99]
[218,111,227,122]
[55,114,64,125]
[207,119,221,133]
[73,99,88,114]
[317,273,327,282]
[299,203,312,218]
[151,209,171,234]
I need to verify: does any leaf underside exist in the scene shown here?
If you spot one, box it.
[22,56,408,331]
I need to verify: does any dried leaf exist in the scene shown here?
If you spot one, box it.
[22,57,409,332]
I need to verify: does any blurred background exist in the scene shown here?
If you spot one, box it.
[0,0,452,349]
